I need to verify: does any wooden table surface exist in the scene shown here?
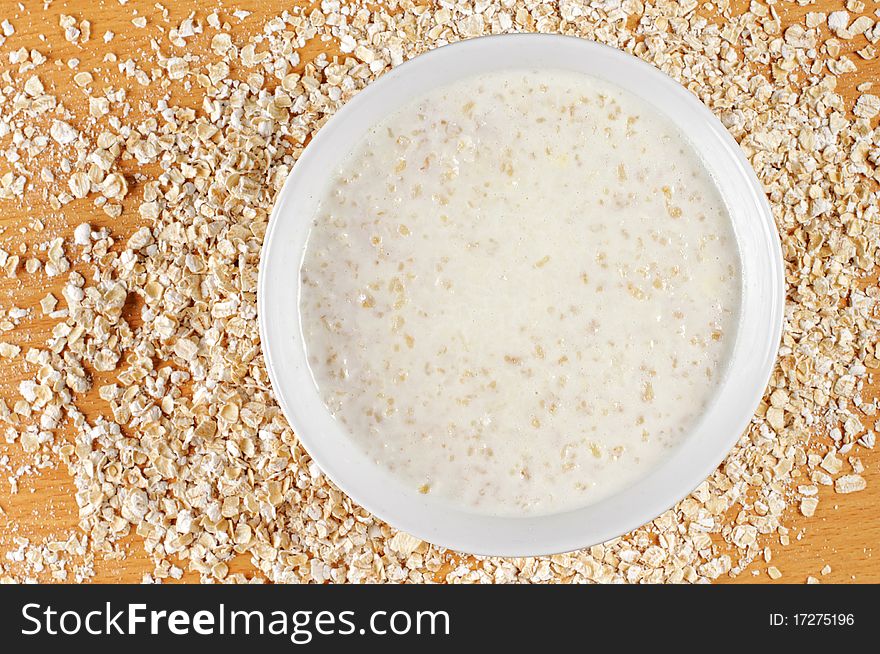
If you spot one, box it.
[0,0,877,583]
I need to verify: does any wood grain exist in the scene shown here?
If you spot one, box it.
[0,0,877,583]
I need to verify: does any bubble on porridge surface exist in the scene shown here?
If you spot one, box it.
[300,69,741,516]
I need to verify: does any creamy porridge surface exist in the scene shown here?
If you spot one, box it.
[299,69,741,516]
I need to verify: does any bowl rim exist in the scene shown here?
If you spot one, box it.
[258,33,785,557]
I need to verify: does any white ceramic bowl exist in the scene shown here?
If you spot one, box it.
[258,34,784,556]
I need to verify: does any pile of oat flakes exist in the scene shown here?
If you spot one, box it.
[0,0,877,583]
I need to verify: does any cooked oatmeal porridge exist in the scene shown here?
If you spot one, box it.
[299,69,741,516]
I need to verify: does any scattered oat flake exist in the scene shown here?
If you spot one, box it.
[799,497,819,517]
[853,94,880,119]
[834,475,866,494]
